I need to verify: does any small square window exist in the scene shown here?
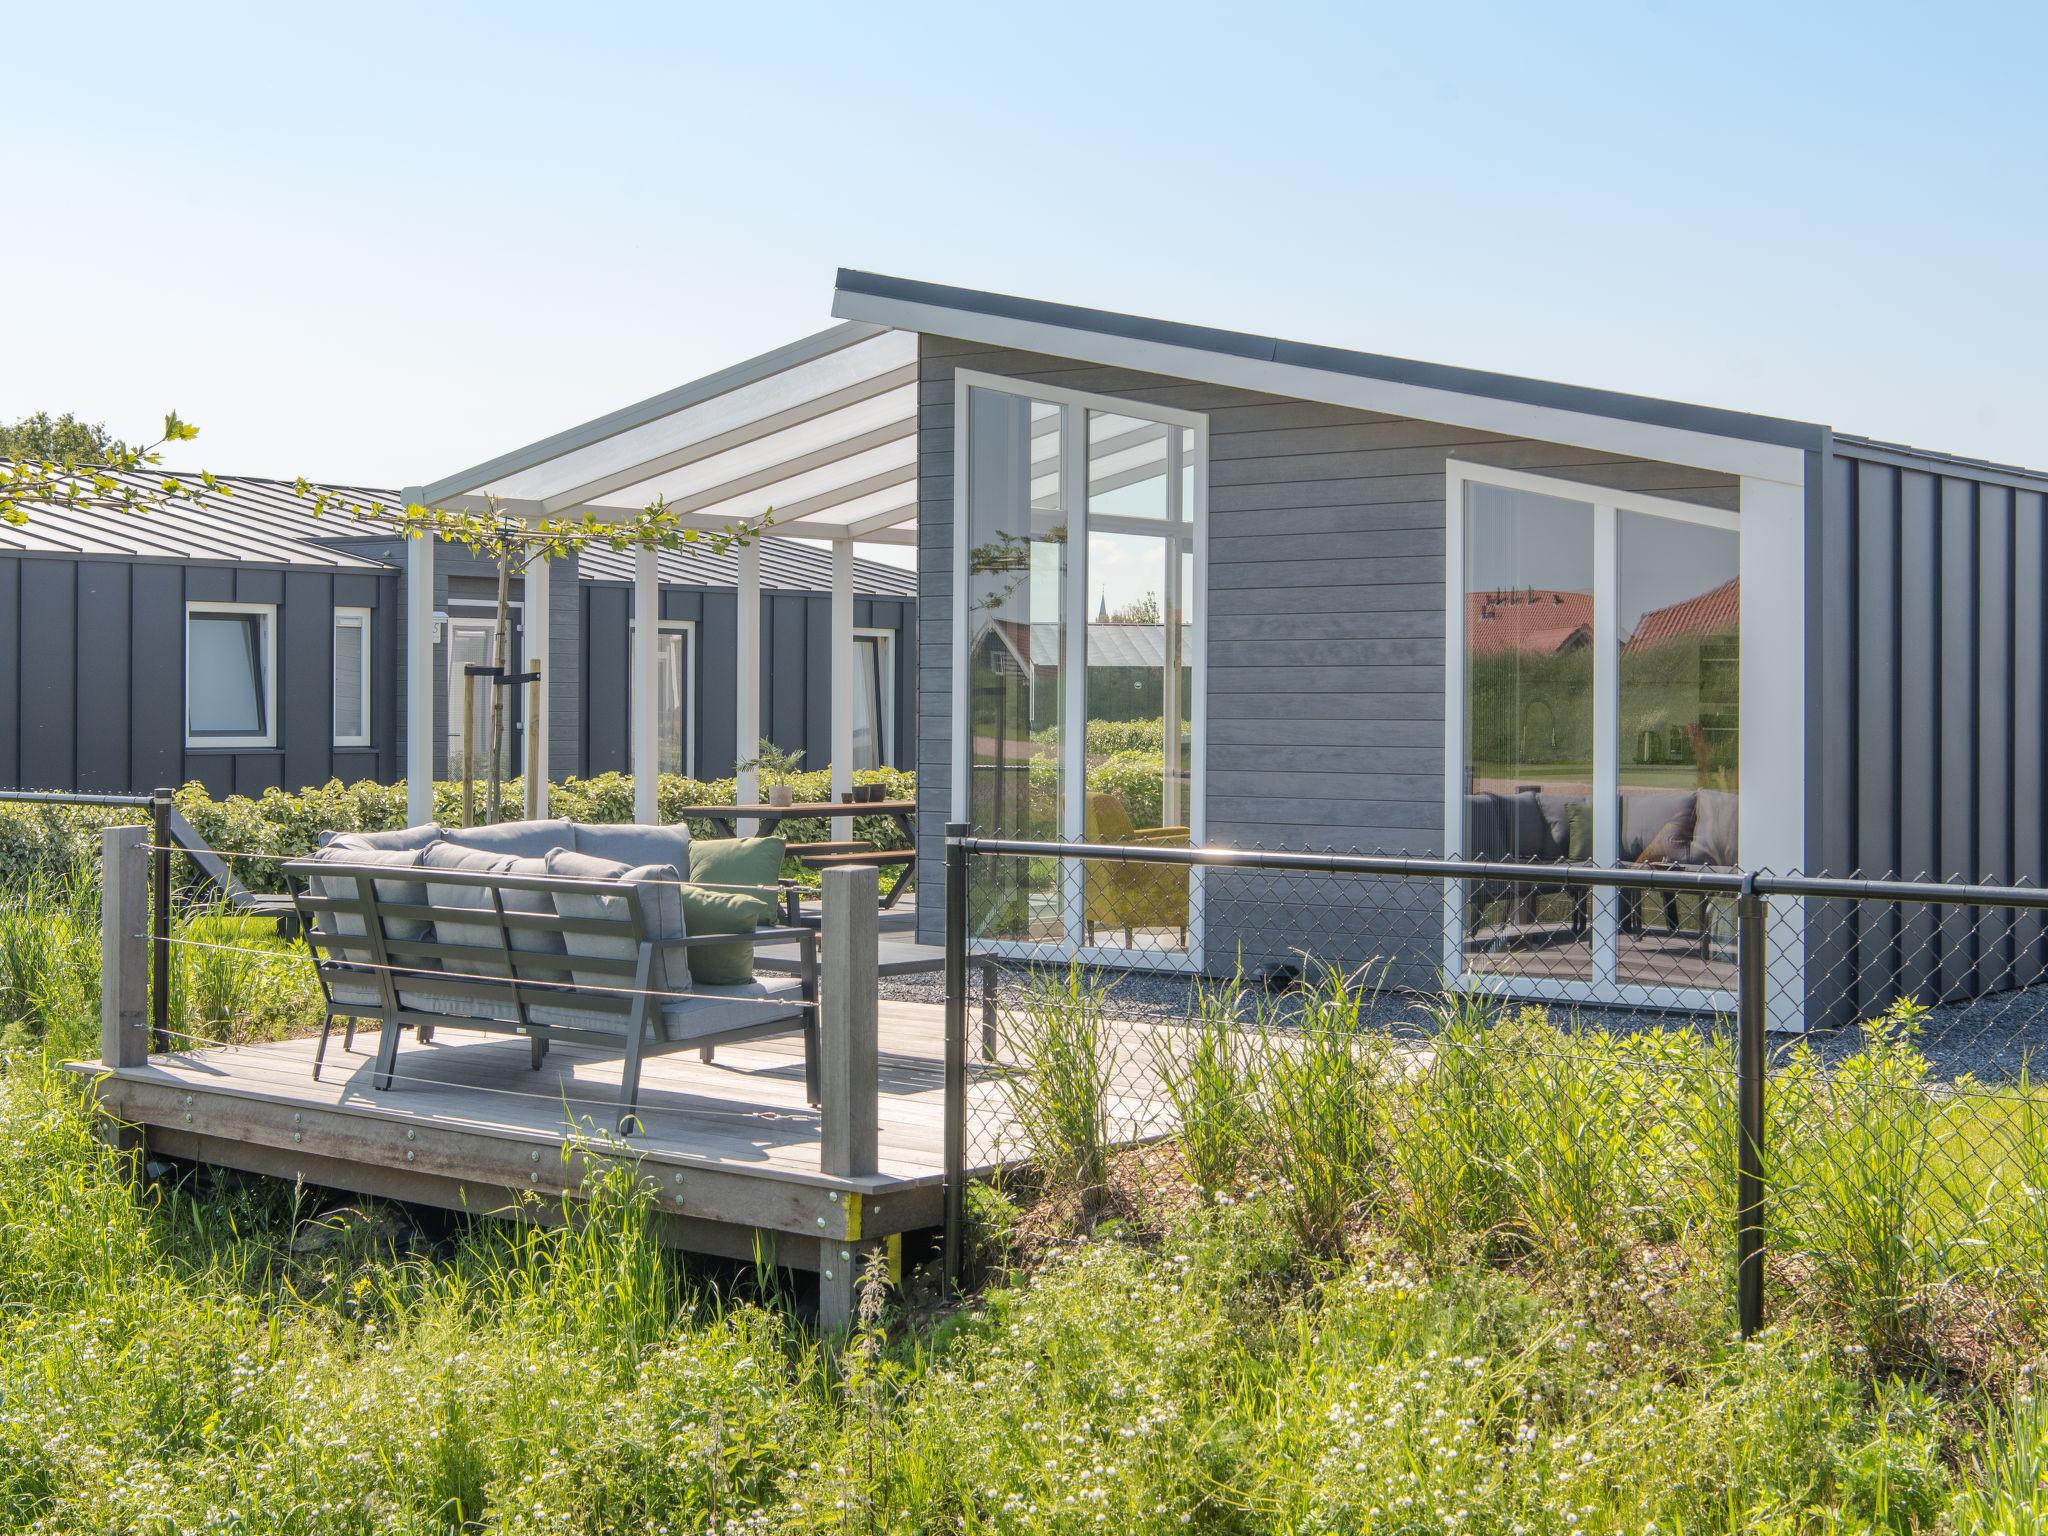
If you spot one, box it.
[186,603,276,748]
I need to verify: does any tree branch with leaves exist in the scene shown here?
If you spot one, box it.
[2,411,773,822]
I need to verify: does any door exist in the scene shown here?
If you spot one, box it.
[445,614,521,781]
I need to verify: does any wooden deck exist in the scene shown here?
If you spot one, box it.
[67,997,1181,1279]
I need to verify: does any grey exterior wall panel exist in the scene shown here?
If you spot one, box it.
[912,332,1736,955]
[0,553,400,796]
[576,583,916,784]
[1808,445,2048,1024]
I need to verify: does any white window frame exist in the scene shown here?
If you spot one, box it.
[1443,458,1799,1016]
[185,600,277,750]
[950,368,1209,973]
[332,606,373,748]
[853,626,897,770]
[656,618,698,780]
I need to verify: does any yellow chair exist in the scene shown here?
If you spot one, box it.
[1084,791,1190,946]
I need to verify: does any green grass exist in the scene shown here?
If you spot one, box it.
[4,892,2048,1527]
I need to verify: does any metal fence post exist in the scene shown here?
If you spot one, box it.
[1735,873,1767,1338]
[942,822,970,1290]
[150,787,173,1053]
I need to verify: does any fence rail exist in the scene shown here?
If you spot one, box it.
[942,827,2048,1338]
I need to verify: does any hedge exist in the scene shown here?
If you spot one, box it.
[0,768,916,895]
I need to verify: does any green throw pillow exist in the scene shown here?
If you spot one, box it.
[1565,801,1593,862]
[684,837,785,983]
[678,883,775,985]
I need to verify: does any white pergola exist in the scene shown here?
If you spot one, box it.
[403,322,920,829]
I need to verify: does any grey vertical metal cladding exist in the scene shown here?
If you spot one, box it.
[0,552,400,796]
[1808,440,2048,1024]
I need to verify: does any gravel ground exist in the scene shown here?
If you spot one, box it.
[880,960,2048,1085]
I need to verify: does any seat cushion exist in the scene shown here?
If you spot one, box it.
[573,821,691,872]
[1623,790,1699,865]
[442,818,574,859]
[1691,789,1739,868]
[655,977,807,1043]
[307,843,436,1009]
[317,824,444,854]
[528,848,687,1031]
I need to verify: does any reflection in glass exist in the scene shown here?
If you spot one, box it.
[1461,484,1595,981]
[657,628,688,776]
[1617,513,1739,987]
[1083,413,1191,951]
[965,389,1067,942]
[446,622,502,775]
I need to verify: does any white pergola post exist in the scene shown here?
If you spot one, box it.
[735,539,762,835]
[632,546,661,824]
[830,538,855,844]
[405,508,435,829]
[524,553,550,818]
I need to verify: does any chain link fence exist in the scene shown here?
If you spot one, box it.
[940,831,2048,1348]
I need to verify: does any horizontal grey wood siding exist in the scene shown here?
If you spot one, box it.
[1807,445,2048,1025]
[913,334,1736,959]
[0,553,399,797]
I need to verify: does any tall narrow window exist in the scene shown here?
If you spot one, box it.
[656,622,694,777]
[852,630,895,770]
[957,373,1206,964]
[333,608,371,747]
[186,603,276,748]
[963,388,1068,943]
[1461,485,1596,982]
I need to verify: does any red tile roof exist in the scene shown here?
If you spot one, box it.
[1465,588,1593,657]
[1625,577,1739,652]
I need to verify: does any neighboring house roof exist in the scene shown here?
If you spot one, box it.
[0,471,394,569]
[576,539,915,596]
[979,618,1181,671]
[0,468,916,595]
[1465,589,1593,657]
[1624,578,1739,652]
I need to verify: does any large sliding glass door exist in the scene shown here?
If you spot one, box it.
[956,373,1205,967]
[1448,463,1740,1006]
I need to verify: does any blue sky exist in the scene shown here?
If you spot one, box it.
[7,0,2045,529]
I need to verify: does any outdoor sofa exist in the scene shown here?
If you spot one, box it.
[284,818,816,1133]
[1464,786,1738,944]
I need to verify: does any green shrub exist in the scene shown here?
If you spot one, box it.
[0,767,916,897]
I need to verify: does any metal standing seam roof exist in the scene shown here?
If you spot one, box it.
[0,469,917,595]
[0,472,397,568]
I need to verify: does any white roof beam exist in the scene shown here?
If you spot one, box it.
[420,321,888,504]
[537,363,917,515]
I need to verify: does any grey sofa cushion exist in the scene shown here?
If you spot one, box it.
[412,844,561,1021]
[307,843,436,1008]
[442,818,574,859]
[572,821,691,872]
[317,824,444,854]
[655,977,807,1043]
[1691,789,1739,868]
[1621,790,1698,864]
[526,848,688,1032]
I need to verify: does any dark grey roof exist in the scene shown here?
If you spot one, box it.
[836,269,1832,453]
[0,472,396,568]
[1,469,917,595]
[1832,434,2048,492]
